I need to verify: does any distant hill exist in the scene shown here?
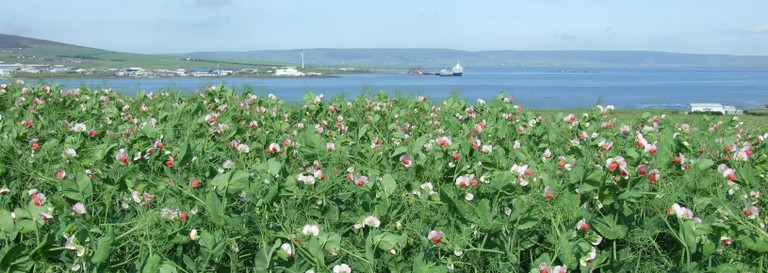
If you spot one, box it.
[0,33,79,49]
[0,33,276,69]
[3,33,768,69]
[185,48,768,68]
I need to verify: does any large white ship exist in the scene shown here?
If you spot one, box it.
[452,61,463,76]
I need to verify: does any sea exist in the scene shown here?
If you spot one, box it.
[4,66,768,110]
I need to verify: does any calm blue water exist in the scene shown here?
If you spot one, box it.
[5,67,768,110]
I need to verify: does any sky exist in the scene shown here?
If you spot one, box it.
[2,0,768,56]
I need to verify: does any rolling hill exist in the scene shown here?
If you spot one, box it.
[0,34,278,70]
[185,48,768,68]
[3,33,768,69]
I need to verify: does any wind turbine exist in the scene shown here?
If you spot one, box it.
[299,51,305,69]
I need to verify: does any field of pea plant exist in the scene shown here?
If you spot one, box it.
[0,80,767,273]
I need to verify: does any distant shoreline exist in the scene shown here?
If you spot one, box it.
[8,73,345,80]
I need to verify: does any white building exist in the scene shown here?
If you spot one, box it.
[0,64,19,76]
[274,67,305,77]
[689,103,741,115]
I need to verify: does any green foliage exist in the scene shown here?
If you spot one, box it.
[0,82,766,272]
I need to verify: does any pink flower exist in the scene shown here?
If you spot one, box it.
[744,205,760,219]
[400,155,413,168]
[354,175,369,187]
[189,229,199,241]
[649,169,661,183]
[267,143,280,155]
[544,186,554,199]
[428,230,443,244]
[720,236,732,246]
[436,136,452,147]
[56,171,66,180]
[577,219,589,231]
[455,175,473,188]
[115,148,129,165]
[189,178,200,188]
[40,212,53,222]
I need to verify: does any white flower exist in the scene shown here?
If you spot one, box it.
[69,123,87,132]
[236,144,250,153]
[222,160,234,169]
[72,203,86,215]
[332,263,352,273]
[362,215,381,228]
[481,145,493,153]
[297,174,316,185]
[280,243,293,255]
[580,247,598,266]
[189,229,199,240]
[465,193,474,201]
[62,148,77,157]
[302,224,320,236]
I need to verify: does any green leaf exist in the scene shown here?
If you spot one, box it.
[320,232,342,252]
[693,159,714,171]
[411,252,448,273]
[177,141,193,167]
[266,159,282,177]
[381,174,397,196]
[0,209,15,236]
[0,244,28,270]
[143,254,162,273]
[517,216,539,230]
[205,191,225,225]
[91,229,115,264]
[358,124,370,140]
[374,232,406,251]
[476,199,496,228]
[159,262,179,273]
[390,146,409,157]
[211,170,250,195]
[592,217,628,240]
[92,143,116,162]
[13,205,47,234]
[738,230,768,253]
[680,220,698,254]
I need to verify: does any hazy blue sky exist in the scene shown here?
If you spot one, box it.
[3,1,768,55]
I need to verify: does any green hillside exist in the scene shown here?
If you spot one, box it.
[187,48,768,68]
[0,33,278,70]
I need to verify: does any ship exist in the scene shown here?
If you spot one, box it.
[409,62,463,76]
[407,66,424,75]
[452,61,463,76]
